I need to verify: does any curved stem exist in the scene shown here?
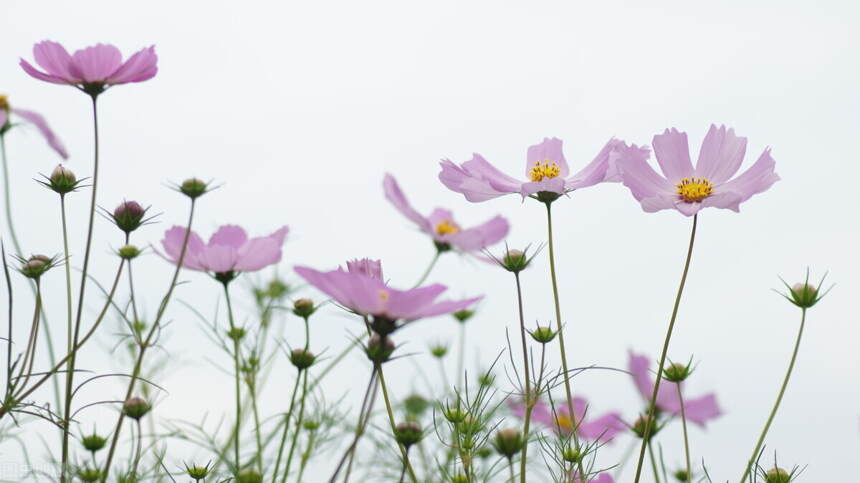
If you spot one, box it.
[271,373,302,482]
[543,202,585,476]
[59,195,74,480]
[375,362,418,483]
[224,283,242,473]
[513,273,532,483]
[739,308,807,483]
[14,282,42,392]
[632,214,698,483]
[677,383,692,482]
[282,369,309,482]
[412,250,441,289]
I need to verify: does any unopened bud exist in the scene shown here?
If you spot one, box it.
[76,467,102,482]
[48,164,78,194]
[365,334,395,363]
[180,178,209,199]
[501,249,529,272]
[764,468,791,483]
[673,469,692,482]
[185,463,211,481]
[292,298,315,318]
[529,325,557,344]
[444,408,466,424]
[235,469,263,483]
[81,433,107,452]
[395,421,423,448]
[450,474,469,483]
[662,362,693,383]
[289,348,316,371]
[562,447,582,463]
[789,282,820,308]
[121,397,151,420]
[452,309,475,323]
[20,254,54,279]
[429,343,448,358]
[118,244,141,260]
[227,327,246,341]
[491,428,523,459]
[631,414,659,440]
[404,394,430,417]
[112,201,147,233]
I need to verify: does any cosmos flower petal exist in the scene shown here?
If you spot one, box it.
[577,411,625,442]
[719,148,780,205]
[444,215,509,252]
[346,258,383,280]
[439,159,510,202]
[383,174,432,233]
[69,44,123,83]
[462,153,522,192]
[694,124,747,183]
[565,138,625,190]
[681,393,723,427]
[209,225,248,248]
[618,144,675,202]
[521,177,566,197]
[20,59,71,84]
[31,41,78,81]
[235,229,288,271]
[107,46,158,84]
[11,108,69,159]
[408,296,482,319]
[160,226,205,270]
[386,284,448,318]
[526,137,569,178]
[652,128,695,180]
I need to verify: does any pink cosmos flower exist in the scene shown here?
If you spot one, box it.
[383,174,509,252]
[617,125,779,216]
[571,473,614,483]
[628,351,722,427]
[0,96,68,159]
[160,225,288,275]
[294,258,480,332]
[20,41,157,94]
[508,397,624,443]
[438,137,625,202]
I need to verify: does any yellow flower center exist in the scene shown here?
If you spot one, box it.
[529,160,561,182]
[0,95,8,111]
[675,177,713,202]
[377,289,390,303]
[556,414,575,431]
[435,220,460,236]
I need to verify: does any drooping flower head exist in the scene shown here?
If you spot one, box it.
[383,174,509,252]
[20,41,158,96]
[628,351,722,427]
[617,125,779,216]
[508,397,624,443]
[0,95,68,159]
[439,137,625,203]
[294,258,481,335]
[161,225,288,283]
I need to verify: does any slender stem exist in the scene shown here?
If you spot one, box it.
[308,333,366,393]
[647,442,662,483]
[282,369,309,481]
[224,283,242,473]
[677,383,692,482]
[100,200,197,482]
[341,374,379,483]
[543,202,585,476]
[297,427,317,482]
[739,308,807,483]
[250,379,263,474]
[375,362,418,483]
[509,458,515,482]
[513,273,532,483]
[632,214,698,483]
[131,419,143,478]
[272,373,302,482]
[456,321,466,390]
[59,195,74,480]
[0,134,22,256]
[14,281,42,392]
[412,250,441,288]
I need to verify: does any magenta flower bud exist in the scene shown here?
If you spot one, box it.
[491,428,524,459]
[394,421,423,448]
[121,397,151,420]
[47,164,78,194]
[20,254,54,279]
[112,201,147,233]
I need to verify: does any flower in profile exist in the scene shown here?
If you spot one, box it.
[439,137,625,202]
[383,174,509,252]
[0,95,68,158]
[628,351,722,426]
[160,225,288,280]
[508,397,624,442]
[617,125,779,216]
[20,41,157,96]
[294,258,480,334]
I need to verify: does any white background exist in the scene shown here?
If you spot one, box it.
[1,1,858,481]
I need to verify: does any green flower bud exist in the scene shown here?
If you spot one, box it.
[491,428,523,459]
[235,469,263,483]
[20,254,54,279]
[450,474,469,483]
[365,334,395,363]
[118,244,142,260]
[429,342,448,358]
[179,177,209,199]
[444,408,466,424]
[789,282,819,308]
[48,164,79,194]
[662,362,693,383]
[764,468,791,483]
[476,446,493,459]
[76,467,102,482]
[81,433,107,452]
[394,421,423,448]
[529,325,557,344]
[112,201,147,233]
[562,447,582,464]
[185,463,211,481]
[227,327,246,341]
[403,394,430,417]
[303,420,320,431]
[121,397,151,420]
[452,309,475,323]
[631,414,659,440]
[289,348,316,371]
[292,298,316,318]
[673,469,692,482]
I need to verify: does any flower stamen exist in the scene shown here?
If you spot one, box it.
[529,160,561,182]
[435,220,460,236]
[0,95,8,111]
[675,177,713,202]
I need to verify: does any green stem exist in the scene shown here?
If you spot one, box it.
[59,195,74,481]
[223,283,242,473]
[677,384,692,482]
[543,201,585,476]
[333,371,378,483]
[456,320,466,390]
[632,214,698,483]
[739,308,807,483]
[250,380,263,474]
[412,250,441,288]
[271,373,302,482]
[647,442,662,483]
[514,273,532,483]
[375,362,418,483]
[297,428,317,482]
[282,369,309,482]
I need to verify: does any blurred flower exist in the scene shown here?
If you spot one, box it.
[508,397,624,442]
[383,174,508,252]
[160,225,288,277]
[617,125,779,216]
[628,351,722,427]
[20,41,157,95]
[571,472,614,483]
[0,95,68,158]
[294,259,480,333]
[439,137,624,202]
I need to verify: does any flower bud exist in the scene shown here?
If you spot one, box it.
[121,397,151,420]
[429,343,448,358]
[76,467,102,482]
[48,164,78,194]
[20,254,54,279]
[185,463,211,481]
[404,394,430,417]
[477,372,494,387]
[112,201,147,233]
[502,249,529,272]
[303,420,320,431]
[789,282,819,308]
[450,474,469,483]
[365,334,395,363]
[235,469,263,483]
[673,469,692,482]
[662,362,693,383]
[227,327,246,341]
[631,414,659,440]
[81,433,107,452]
[476,446,493,459]
[118,244,141,260]
[529,325,557,344]
[395,421,423,448]
[452,309,475,323]
[179,177,209,199]
[562,447,582,464]
[292,298,316,318]
[289,348,316,371]
[491,428,523,459]
[764,468,791,483]
[444,407,466,424]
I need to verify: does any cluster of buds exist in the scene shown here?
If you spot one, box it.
[491,428,524,460]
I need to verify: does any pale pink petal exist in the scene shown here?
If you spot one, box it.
[235,236,284,271]
[69,44,123,83]
[439,158,511,202]
[20,59,71,84]
[526,137,569,178]
[107,46,158,84]
[346,258,383,280]
[198,244,239,273]
[386,284,448,318]
[640,194,679,213]
[564,138,624,190]
[699,190,744,212]
[209,225,248,248]
[0,111,6,127]
[578,411,625,442]
[409,296,482,319]
[520,177,566,197]
[32,41,78,81]
[160,226,205,270]
[383,174,432,232]
[652,128,695,180]
[444,215,508,252]
[426,208,457,229]
[682,393,722,427]
[718,148,780,205]
[694,124,747,183]
[462,153,522,192]
[627,351,676,409]
[618,144,675,201]
[673,200,703,217]
[11,108,68,159]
